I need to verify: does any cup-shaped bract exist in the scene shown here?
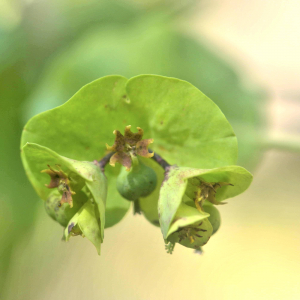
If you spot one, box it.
[64,200,103,255]
[21,143,107,253]
[166,201,213,251]
[202,202,221,235]
[158,165,253,252]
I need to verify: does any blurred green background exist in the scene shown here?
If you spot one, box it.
[1,0,299,299]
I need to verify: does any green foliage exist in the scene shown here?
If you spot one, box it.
[22,74,237,168]
[64,200,103,255]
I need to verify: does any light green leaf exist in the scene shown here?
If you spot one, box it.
[138,157,165,227]
[22,75,237,168]
[65,200,102,255]
[184,165,253,202]
[159,165,252,239]
[21,76,131,228]
[21,142,106,238]
[126,75,238,168]
[202,202,221,235]
[158,168,190,238]
[167,202,210,237]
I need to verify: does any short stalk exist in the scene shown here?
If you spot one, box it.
[149,149,171,170]
[133,200,142,215]
[98,152,115,172]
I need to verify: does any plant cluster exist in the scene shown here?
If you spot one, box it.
[21,75,252,254]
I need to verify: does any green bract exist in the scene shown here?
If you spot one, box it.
[158,165,252,251]
[21,74,251,254]
[202,202,221,235]
[21,75,237,168]
[22,143,107,252]
[64,200,102,255]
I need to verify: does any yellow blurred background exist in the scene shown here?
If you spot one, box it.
[1,0,300,299]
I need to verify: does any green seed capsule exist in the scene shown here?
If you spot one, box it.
[203,202,221,234]
[44,190,88,227]
[169,218,213,250]
[116,158,157,201]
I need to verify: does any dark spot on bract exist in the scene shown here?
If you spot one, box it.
[68,223,75,234]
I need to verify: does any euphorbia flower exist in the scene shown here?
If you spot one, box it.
[22,143,107,254]
[41,165,76,207]
[159,165,252,253]
[20,74,252,255]
[106,125,154,171]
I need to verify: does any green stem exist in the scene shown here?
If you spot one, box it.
[149,149,170,170]
[133,200,142,215]
[130,154,141,172]
[98,151,115,172]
